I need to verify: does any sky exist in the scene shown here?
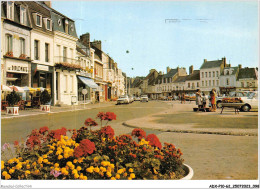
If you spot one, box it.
[52,1,259,77]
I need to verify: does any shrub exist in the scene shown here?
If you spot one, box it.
[1,113,185,180]
[6,90,20,107]
[40,90,51,105]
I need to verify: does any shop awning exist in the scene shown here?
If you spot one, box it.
[78,76,98,89]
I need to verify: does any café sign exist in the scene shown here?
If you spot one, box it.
[6,61,28,73]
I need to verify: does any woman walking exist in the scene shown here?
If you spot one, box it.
[210,89,217,111]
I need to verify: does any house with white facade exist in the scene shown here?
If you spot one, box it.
[236,67,258,91]
[219,65,239,94]
[184,67,200,92]
[1,1,32,88]
[200,57,227,94]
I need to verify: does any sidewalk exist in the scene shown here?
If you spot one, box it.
[123,102,258,136]
[1,101,117,119]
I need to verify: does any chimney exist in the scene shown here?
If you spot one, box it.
[238,64,242,69]
[44,1,52,7]
[159,71,163,75]
[204,59,207,63]
[166,66,170,73]
[177,67,179,72]
[80,33,90,48]
[222,57,226,67]
[189,65,193,75]
[91,40,102,51]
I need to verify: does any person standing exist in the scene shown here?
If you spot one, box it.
[210,89,217,111]
[202,92,208,110]
[196,89,202,111]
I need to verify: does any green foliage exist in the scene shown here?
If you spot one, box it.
[40,90,51,105]
[6,90,20,107]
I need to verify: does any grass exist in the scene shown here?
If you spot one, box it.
[154,113,258,129]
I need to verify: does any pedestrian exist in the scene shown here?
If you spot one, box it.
[210,88,217,112]
[202,92,208,110]
[195,89,202,111]
[181,93,186,104]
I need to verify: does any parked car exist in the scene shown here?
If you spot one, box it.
[240,91,258,112]
[140,95,149,102]
[116,95,130,105]
[129,95,134,103]
[135,96,141,101]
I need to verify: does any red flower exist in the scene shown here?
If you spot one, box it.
[84,118,98,127]
[74,139,95,158]
[48,127,67,140]
[26,135,41,149]
[104,112,116,121]
[100,125,115,139]
[131,128,146,141]
[39,126,49,134]
[14,141,19,146]
[146,134,162,149]
[97,112,106,120]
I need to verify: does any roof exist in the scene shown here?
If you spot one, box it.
[200,60,223,69]
[185,70,200,81]
[163,69,178,78]
[76,41,90,56]
[221,67,239,76]
[237,67,257,80]
[173,76,187,83]
[130,77,145,88]
[154,74,163,84]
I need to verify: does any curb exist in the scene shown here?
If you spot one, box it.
[122,122,258,137]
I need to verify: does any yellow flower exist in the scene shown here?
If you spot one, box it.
[54,167,60,171]
[32,162,37,167]
[79,174,84,180]
[64,153,69,159]
[25,170,31,175]
[106,172,112,177]
[1,161,4,169]
[5,174,11,180]
[117,169,124,174]
[42,155,47,159]
[76,166,82,171]
[2,171,8,176]
[54,163,59,168]
[50,146,55,150]
[56,151,61,155]
[130,173,135,179]
[58,155,63,160]
[34,169,39,175]
[74,173,79,179]
[110,164,115,169]
[110,177,116,180]
[73,159,78,164]
[26,165,30,169]
[101,161,108,166]
[129,168,134,173]
[8,159,14,164]
[86,167,94,173]
[102,138,106,142]
[64,136,68,140]
[70,165,75,170]
[38,157,43,164]
[123,172,128,177]
[127,177,132,180]
[94,167,100,173]
[83,176,87,180]
[115,174,120,179]
[43,159,48,163]
[72,169,78,174]
[16,163,22,170]
[75,143,79,147]
[100,167,106,172]
[66,161,73,167]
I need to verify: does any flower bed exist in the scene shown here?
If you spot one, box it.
[1,112,185,180]
[222,97,243,103]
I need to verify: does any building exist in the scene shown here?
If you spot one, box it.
[129,76,144,97]
[184,66,200,93]
[219,65,240,94]
[141,69,158,98]
[200,57,228,94]
[1,1,32,88]
[236,67,258,91]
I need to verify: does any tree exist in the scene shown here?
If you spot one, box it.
[6,90,20,107]
[40,90,51,105]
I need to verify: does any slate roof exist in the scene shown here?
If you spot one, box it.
[154,75,163,84]
[237,68,257,80]
[173,76,188,83]
[200,60,223,69]
[162,69,178,78]
[130,77,145,88]
[76,41,90,56]
[185,70,200,81]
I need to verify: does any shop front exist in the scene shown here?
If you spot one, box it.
[31,63,54,105]
[77,76,98,104]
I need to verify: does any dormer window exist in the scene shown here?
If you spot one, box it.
[20,6,27,25]
[7,1,14,20]
[43,18,52,31]
[33,13,42,27]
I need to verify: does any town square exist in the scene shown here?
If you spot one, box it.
[0,0,259,188]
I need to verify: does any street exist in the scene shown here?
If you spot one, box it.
[1,100,258,180]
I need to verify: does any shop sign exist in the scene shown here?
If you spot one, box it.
[37,65,49,71]
[6,62,28,73]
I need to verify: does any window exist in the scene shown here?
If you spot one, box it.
[216,71,219,77]
[64,75,68,93]
[226,78,229,85]
[6,34,13,52]
[197,82,199,87]
[205,81,208,87]
[45,43,49,62]
[241,82,244,87]
[7,1,14,20]
[216,80,219,86]
[20,6,26,25]
[213,71,215,77]
[63,47,67,62]
[209,80,211,86]
[252,82,255,87]
[247,82,249,87]
[47,19,51,30]
[188,83,190,88]
[209,72,211,77]
[213,80,215,86]
[34,40,39,60]
[205,72,207,77]
[70,76,73,93]
[36,14,42,27]
[20,38,25,55]
[202,81,204,86]
[202,72,204,78]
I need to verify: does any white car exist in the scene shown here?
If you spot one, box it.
[129,95,134,103]
[240,91,258,112]
[140,95,148,102]
[116,95,130,105]
[134,96,141,101]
